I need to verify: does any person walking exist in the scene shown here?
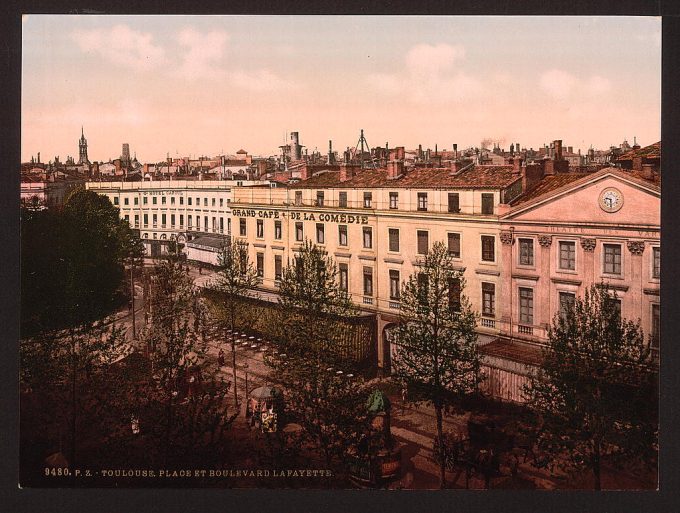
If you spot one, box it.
[217,348,225,368]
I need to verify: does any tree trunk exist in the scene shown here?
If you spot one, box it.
[435,401,446,489]
[69,333,77,478]
[231,309,238,409]
[593,440,602,491]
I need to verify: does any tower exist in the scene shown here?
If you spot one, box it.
[78,127,90,165]
[121,143,130,165]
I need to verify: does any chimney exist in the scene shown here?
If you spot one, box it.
[632,156,643,172]
[512,157,523,175]
[641,163,654,180]
[554,139,563,161]
[387,160,404,179]
[339,163,355,182]
[453,143,458,159]
[544,159,555,176]
[299,164,309,181]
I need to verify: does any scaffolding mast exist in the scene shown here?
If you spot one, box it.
[353,128,377,169]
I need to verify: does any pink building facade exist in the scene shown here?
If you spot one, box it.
[481,168,660,401]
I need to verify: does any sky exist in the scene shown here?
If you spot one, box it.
[22,15,661,163]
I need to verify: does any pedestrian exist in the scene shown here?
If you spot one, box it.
[401,384,408,414]
[218,349,225,367]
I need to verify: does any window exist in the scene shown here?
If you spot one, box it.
[295,222,304,241]
[179,214,184,227]
[188,197,192,206]
[212,198,216,207]
[113,197,119,205]
[482,283,495,317]
[274,255,282,281]
[519,288,534,325]
[212,217,216,231]
[417,192,428,211]
[188,215,193,228]
[559,292,575,320]
[388,228,400,252]
[448,278,461,313]
[417,230,429,255]
[204,198,208,207]
[339,191,347,208]
[339,263,348,292]
[653,247,660,279]
[256,252,264,278]
[338,225,348,246]
[603,244,622,275]
[363,227,373,249]
[295,191,302,206]
[559,241,576,270]
[204,216,208,230]
[162,196,166,205]
[124,197,129,206]
[152,197,157,205]
[389,192,398,209]
[652,303,660,348]
[220,217,224,232]
[152,214,157,226]
[481,235,495,262]
[143,197,148,205]
[220,198,223,207]
[196,217,201,230]
[179,196,184,205]
[171,196,175,205]
[124,214,129,223]
[227,218,231,235]
[316,223,325,244]
[363,192,372,208]
[274,220,282,240]
[316,191,324,206]
[195,197,199,206]
[143,214,148,226]
[363,267,373,296]
[519,239,534,266]
[134,214,139,227]
[389,270,400,300]
[448,193,460,213]
[481,193,494,214]
[161,214,166,226]
[609,297,622,319]
[448,233,461,258]
[257,219,264,238]
[239,218,247,236]
[134,197,139,206]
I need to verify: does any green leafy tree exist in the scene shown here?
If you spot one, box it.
[21,189,141,336]
[211,238,259,407]
[523,284,658,490]
[391,241,481,488]
[135,249,235,467]
[266,240,371,471]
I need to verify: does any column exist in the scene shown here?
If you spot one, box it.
[580,238,596,290]
[627,241,645,321]
[538,235,552,333]
[499,230,514,336]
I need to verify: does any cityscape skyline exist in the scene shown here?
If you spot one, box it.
[22,15,660,162]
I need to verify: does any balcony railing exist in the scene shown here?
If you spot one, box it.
[363,297,374,305]
[389,301,400,310]
[517,324,533,335]
[481,318,496,329]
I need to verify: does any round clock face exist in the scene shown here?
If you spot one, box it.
[599,187,623,213]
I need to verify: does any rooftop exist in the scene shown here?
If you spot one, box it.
[292,165,521,190]
[615,141,661,162]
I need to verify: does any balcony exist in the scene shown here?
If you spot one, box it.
[517,325,533,335]
[363,297,374,305]
[389,301,400,310]
[481,318,496,329]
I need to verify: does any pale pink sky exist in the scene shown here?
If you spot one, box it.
[22,15,661,163]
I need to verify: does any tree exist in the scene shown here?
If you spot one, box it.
[21,189,141,336]
[266,240,372,471]
[137,247,236,467]
[523,284,658,490]
[391,241,481,488]
[211,238,259,407]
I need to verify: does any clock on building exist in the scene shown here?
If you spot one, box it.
[598,187,623,213]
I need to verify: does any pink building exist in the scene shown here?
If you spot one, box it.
[480,167,660,402]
